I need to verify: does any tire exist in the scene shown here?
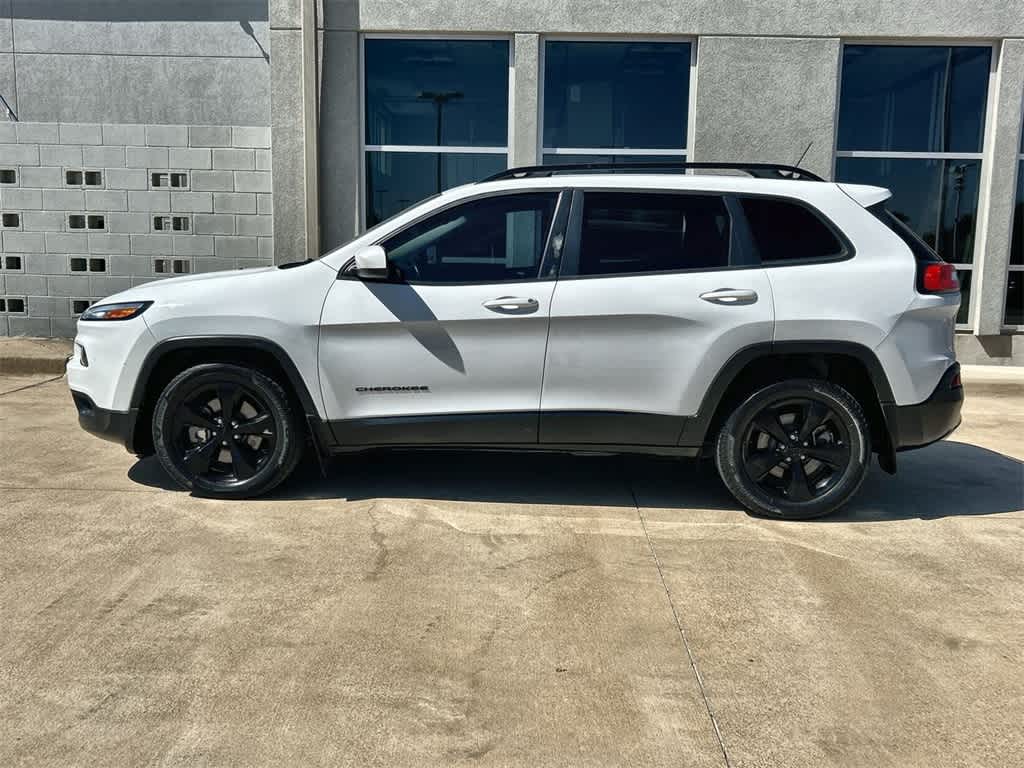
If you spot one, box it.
[715,379,870,520]
[152,363,304,499]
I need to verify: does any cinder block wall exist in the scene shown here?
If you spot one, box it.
[0,123,272,336]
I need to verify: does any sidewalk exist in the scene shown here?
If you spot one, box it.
[0,337,74,375]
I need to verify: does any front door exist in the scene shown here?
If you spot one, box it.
[319,190,568,445]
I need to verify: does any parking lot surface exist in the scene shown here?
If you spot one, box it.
[1,373,1021,767]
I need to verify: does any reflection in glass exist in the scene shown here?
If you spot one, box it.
[1012,162,1023,266]
[956,270,971,326]
[543,41,690,150]
[838,45,991,153]
[365,152,506,226]
[835,157,981,263]
[1005,271,1023,326]
[542,154,686,170]
[364,39,509,147]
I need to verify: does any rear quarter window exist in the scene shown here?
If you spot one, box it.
[740,197,846,263]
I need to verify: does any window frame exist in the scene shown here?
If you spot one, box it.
[358,33,514,230]
[833,39,998,329]
[538,35,698,165]
[1006,152,1024,331]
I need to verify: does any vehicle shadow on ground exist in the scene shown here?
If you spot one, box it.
[128,440,1023,522]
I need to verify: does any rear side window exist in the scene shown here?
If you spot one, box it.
[867,202,941,264]
[577,192,731,276]
[740,197,845,263]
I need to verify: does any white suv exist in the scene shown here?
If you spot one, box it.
[66,162,963,519]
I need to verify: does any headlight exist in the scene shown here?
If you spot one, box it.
[79,301,153,321]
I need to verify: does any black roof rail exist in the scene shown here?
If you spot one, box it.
[482,161,825,183]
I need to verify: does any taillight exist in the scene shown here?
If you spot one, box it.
[921,263,959,293]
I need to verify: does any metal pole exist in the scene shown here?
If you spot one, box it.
[301,0,320,260]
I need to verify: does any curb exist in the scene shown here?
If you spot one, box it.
[0,338,73,376]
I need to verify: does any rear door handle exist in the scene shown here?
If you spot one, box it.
[482,296,539,314]
[699,288,759,306]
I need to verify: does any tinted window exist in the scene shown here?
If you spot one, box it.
[381,193,558,284]
[740,198,844,263]
[578,192,730,276]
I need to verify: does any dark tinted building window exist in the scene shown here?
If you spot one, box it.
[740,198,844,263]
[578,192,730,276]
[381,193,558,284]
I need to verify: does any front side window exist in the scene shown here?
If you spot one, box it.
[363,38,510,227]
[740,197,845,263]
[835,44,992,325]
[576,192,730,276]
[380,193,559,284]
[542,40,691,167]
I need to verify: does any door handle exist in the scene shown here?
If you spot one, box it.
[482,296,539,313]
[699,288,759,306]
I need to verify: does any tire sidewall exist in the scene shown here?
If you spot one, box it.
[152,363,298,498]
[716,379,870,520]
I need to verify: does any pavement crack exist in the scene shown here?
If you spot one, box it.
[624,459,733,768]
[364,502,391,582]
[0,374,65,398]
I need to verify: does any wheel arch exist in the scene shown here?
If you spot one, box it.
[679,341,897,472]
[129,336,323,456]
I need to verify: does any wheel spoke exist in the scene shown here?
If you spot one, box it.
[181,404,217,430]
[217,385,238,423]
[786,460,814,502]
[803,444,848,467]
[751,410,789,444]
[235,413,272,436]
[798,401,829,442]
[183,438,220,475]
[228,440,257,480]
[745,450,783,480]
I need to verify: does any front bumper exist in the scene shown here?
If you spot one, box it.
[71,390,139,453]
[884,363,963,451]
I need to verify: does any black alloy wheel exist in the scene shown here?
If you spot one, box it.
[715,379,870,519]
[152,363,303,498]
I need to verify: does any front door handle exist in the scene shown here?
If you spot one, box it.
[699,288,759,306]
[482,296,539,314]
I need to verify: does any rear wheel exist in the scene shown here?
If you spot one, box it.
[715,379,870,520]
[152,363,303,498]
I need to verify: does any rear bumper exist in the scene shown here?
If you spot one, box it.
[71,390,139,453]
[884,363,963,451]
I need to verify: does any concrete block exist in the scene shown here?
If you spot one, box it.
[257,193,273,215]
[85,190,128,211]
[234,171,272,193]
[236,215,273,236]
[89,276,133,298]
[42,189,84,210]
[82,145,126,168]
[233,126,271,148]
[169,191,213,213]
[18,166,63,188]
[23,253,69,275]
[213,148,255,171]
[193,213,235,235]
[214,236,257,259]
[128,190,170,212]
[194,257,236,273]
[214,192,256,214]
[0,122,15,143]
[3,231,44,252]
[105,168,149,191]
[59,123,103,145]
[0,143,40,166]
[39,144,82,167]
[109,255,153,277]
[21,211,65,232]
[29,296,70,319]
[258,237,274,262]
[126,146,168,169]
[190,126,232,148]
[6,273,48,293]
[2,188,42,209]
[255,149,272,171]
[102,124,146,146]
[130,234,173,256]
[51,318,77,338]
[8,317,52,336]
[172,235,215,256]
[47,275,92,297]
[169,147,212,170]
[45,232,88,253]
[107,213,151,234]
[88,233,131,255]
[16,122,58,143]
[191,170,235,192]
[146,125,188,147]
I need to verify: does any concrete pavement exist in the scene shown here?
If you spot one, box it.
[0,374,1021,767]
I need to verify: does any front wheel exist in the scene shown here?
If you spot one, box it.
[715,379,870,520]
[152,363,304,498]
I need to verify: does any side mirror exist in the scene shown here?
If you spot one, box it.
[354,245,388,281]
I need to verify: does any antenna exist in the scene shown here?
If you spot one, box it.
[794,141,813,169]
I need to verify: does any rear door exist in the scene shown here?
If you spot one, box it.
[539,188,774,445]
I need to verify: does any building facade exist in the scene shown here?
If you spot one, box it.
[2,1,1023,364]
